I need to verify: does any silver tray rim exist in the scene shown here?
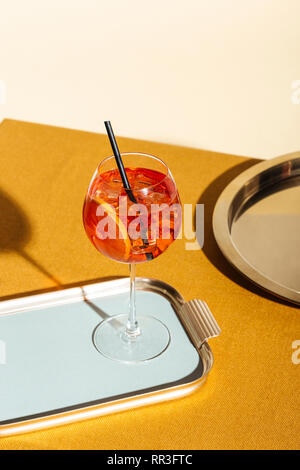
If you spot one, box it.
[0,277,215,435]
[212,151,300,304]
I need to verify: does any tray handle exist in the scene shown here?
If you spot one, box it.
[180,299,221,349]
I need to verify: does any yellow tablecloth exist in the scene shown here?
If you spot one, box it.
[0,119,298,450]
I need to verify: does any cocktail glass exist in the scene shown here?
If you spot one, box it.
[83,153,181,363]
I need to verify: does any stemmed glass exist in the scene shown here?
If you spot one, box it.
[83,151,181,363]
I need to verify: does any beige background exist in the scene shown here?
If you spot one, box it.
[0,0,300,159]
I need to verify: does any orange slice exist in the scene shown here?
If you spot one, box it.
[92,195,131,261]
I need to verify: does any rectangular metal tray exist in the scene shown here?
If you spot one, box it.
[0,277,220,436]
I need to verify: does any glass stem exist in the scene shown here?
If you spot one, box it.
[125,263,141,338]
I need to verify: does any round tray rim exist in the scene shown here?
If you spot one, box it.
[212,151,300,305]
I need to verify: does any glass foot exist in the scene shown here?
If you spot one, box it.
[93,314,170,363]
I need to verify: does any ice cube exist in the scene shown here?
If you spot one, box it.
[147,191,169,203]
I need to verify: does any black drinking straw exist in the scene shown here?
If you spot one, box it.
[104,121,153,260]
[104,121,137,203]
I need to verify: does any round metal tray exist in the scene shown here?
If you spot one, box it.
[213,151,300,305]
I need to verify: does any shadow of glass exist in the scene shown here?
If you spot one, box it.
[0,189,31,252]
[196,159,298,307]
[0,188,62,286]
[0,275,127,302]
[80,285,125,329]
[86,297,125,340]
[0,188,127,322]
